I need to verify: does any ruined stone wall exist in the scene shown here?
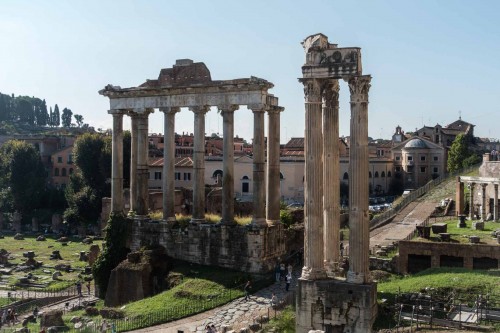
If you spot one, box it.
[129,220,286,274]
[398,240,500,274]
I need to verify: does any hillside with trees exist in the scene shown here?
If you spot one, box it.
[0,92,87,135]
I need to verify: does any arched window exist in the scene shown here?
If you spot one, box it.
[212,169,223,178]
[369,172,372,178]
[381,171,385,178]
[61,168,67,177]
[280,172,284,180]
[343,172,349,180]
[374,171,379,178]
[54,168,59,176]
[69,168,74,175]
[242,175,249,193]
[387,171,392,178]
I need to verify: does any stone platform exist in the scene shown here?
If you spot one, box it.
[296,278,377,333]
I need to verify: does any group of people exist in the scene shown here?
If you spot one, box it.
[0,308,17,327]
[274,262,293,291]
[205,323,218,332]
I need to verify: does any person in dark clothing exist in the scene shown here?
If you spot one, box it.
[244,280,252,301]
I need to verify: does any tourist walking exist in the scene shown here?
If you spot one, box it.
[279,263,286,282]
[244,280,252,301]
[76,281,82,296]
[270,293,278,309]
[86,281,91,295]
[285,272,291,291]
[274,262,281,283]
[100,319,109,332]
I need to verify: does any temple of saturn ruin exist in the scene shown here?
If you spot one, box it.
[99,59,286,273]
[296,34,377,333]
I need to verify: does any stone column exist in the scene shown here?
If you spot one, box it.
[323,80,340,276]
[494,184,498,221]
[108,110,124,213]
[469,182,475,220]
[346,75,372,284]
[136,109,153,216]
[456,177,464,216]
[219,105,239,225]
[160,107,179,222]
[249,105,267,227]
[129,112,139,213]
[481,183,487,221]
[301,78,326,280]
[190,106,210,223]
[266,106,283,225]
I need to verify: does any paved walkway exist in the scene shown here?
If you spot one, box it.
[132,273,299,333]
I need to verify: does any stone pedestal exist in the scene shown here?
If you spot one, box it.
[32,217,39,233]
[457,214,467,228]
[51,213,62,233]
[296,279,377,333]
[13,211,22,233]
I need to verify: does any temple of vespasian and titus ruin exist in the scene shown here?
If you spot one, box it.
[99,59,285,273]
[296,34,377,332]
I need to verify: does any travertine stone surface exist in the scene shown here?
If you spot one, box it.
[191,105,210,223]
[495,184,498,221]
[129,112,139,213]
[346,75,371,284]
[136,109,153,216]
[470,182,475,220]
[266,106,283,225]
[323,80,340,276]
[250,105,267,227]
[481,183,487,221]
[161,107,179,222]
[109,110,124,213]
[456,177,464,216]
[219,105,239,225]
[301,78,326,281]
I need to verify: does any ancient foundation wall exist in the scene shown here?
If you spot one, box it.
[128,220,286,274]
[398,240,500,274]
[296,279,377,333]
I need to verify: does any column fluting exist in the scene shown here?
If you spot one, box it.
[136,109,152,216]
[266,106,283,225]
[129,112,138,213]
[109,110,124,214]
[191,106,210,223]
[161,107,179,222]
[250,105,267,227]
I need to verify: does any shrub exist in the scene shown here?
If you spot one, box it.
[280,209,293,228]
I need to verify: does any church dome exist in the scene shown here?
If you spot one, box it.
[404,138,428,149]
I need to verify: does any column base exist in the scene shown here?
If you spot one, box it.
[219,219,237,226]
[251,217,268,227]
[347,270,370,284]
[266,219,280,226]
[161,217,176,224]
[296,278,377,333]
[324,260,339,278]
[301,266,327,280]
[190,218,206,224]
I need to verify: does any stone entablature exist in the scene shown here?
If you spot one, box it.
[398,240,500,274]
[128,221,285,274]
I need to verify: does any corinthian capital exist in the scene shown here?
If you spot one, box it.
[302,79,322,104]
[159,107,180,115]
[346,75,371,104]
[322,79,340,108]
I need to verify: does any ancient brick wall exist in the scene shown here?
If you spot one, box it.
[398,240,500,274]
[129,220,286,274]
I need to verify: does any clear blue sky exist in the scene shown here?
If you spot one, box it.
[1,0,500,142]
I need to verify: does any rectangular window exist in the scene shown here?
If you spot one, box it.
[154,172,162,180]
[395,166,401,172]
[175,172,181,180]
[420,167,426,173]
[183,173,191,181]
[67,154,73,164]
[420,155,426,161]
[433,156,438,161]
[395,156,401,161]
[407,156,413,161]
[57,156,63,163]
[433,167,438,173]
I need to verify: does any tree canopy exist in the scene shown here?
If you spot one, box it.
[447,134,481,172]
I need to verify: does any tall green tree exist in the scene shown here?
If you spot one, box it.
[53,104,60,127]
[74,114,84,128]
[38,99,49,126]
[447,134,480,172]
[61,107,73,127]
[0,140,46,213]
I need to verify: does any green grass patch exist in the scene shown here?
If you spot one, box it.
[378,267,500,302]
[415,219,498,244]
[262,305,296,332]
[148,212,252,226]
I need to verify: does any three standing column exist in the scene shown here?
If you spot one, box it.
[346,75,372,284]
[219,105,239,225]
[109,110,125,213]
[161,107,179,222]
[301,78,326,280]
[323,80,340,276]
[191,106,210,223]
